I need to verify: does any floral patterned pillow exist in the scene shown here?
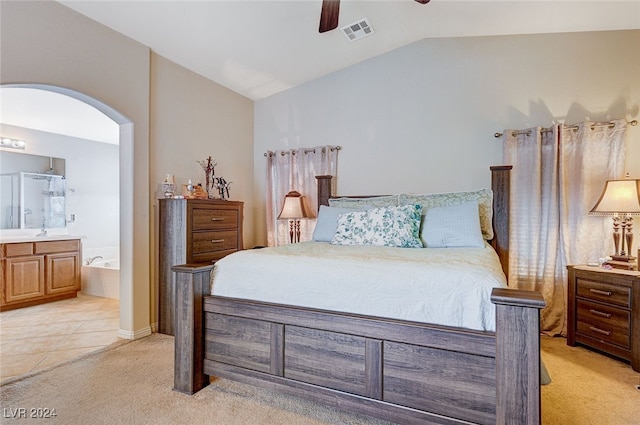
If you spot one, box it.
[331,204,423,248]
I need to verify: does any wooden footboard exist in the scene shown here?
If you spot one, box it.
[173,265,544,425]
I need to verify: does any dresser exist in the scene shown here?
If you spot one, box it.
[158,198,243,335]
[567,265,639,372]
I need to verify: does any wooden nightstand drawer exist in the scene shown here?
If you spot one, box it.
[576,278,630,308]
[192,230,239,254]
[576,320,629,348]
[576,299,629,348]
[192,208,238,231]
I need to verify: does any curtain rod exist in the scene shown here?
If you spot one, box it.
[264,145,342,157]
[494,119,637,138]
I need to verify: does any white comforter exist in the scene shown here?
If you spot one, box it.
[211,242,508,332]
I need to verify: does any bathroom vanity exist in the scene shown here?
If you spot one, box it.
[0,236,82,311]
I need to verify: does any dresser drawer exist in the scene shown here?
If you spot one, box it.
[192,249,238,264]
[576,299,629,348]
[192,208,238,231]
[192,230,238,254]
[576,278,630,308]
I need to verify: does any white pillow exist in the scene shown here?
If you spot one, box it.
[328,195,398,209]
[312,205,362,242]
[421,200,484,248]
[331,204,423,248]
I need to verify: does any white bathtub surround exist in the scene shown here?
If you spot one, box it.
[83,246,118,263]
[81,246,119,299]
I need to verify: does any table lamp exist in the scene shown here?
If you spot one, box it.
[278,191,310,243]
[590,178,640,261]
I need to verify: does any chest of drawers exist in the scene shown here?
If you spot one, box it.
[158,198,243,335]
[567,265,639,372]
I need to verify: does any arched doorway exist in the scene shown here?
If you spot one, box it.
[0,83,144,339]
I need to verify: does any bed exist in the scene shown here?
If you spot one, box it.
[172,165,545,425]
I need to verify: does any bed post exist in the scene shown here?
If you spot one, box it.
[316,175,333,209]
[490,165,511,279]
[172,264,213,394]
[492,288,545,425]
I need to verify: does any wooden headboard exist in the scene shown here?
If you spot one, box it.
[315,165,512,278]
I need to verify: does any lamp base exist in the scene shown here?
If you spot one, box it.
[610,255,637,262]
[605,257,638,271]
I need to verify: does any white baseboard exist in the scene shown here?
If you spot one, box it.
[117,326,152,340]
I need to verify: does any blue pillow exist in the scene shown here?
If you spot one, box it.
[421,200,484,248]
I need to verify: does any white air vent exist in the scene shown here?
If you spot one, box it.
[341,18,374,42]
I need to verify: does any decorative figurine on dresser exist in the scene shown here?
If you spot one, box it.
[158,158,243,335]
[567,265,640,372]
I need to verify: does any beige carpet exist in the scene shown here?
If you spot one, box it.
[1,334,638,424]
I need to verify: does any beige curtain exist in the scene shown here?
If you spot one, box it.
[503,120,626,336]
[266,146,339,246]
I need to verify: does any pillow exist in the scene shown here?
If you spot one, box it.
[331,204,423,248]
[328,195,398,209]
[421,200,484,248]
[312,205,363,242]
[399,189,493,240]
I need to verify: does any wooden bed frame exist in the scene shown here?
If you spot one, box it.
[172,165,545,425]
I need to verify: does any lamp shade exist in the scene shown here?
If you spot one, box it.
[278,191,309,219]
[590,179,640,216]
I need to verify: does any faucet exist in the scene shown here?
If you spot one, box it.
[36,219,48,237]
[86,256,103,265]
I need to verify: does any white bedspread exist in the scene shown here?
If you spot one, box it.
[211,242,507,332]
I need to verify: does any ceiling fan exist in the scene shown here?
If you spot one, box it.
[319,0,431,33]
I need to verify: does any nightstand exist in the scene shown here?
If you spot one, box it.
[567,265,640,372]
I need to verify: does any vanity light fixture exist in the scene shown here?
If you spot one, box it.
[0,137,26,150]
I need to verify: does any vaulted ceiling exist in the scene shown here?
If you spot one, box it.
[59,0,640,100]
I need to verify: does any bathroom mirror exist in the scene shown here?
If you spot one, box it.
[0,151,66,229]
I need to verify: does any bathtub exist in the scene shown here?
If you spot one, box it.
[81,258,120,299]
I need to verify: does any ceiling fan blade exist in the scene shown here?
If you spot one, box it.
[414,0,431,4]
[319,0,340,33]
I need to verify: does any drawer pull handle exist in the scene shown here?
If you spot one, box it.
[589,309,611,318]
[211,218,225,221]
[589,288,612,296]
[211,239,225,243]
[589,326,611,336]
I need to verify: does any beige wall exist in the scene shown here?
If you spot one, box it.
[254,30,640,247]
[1,1,254,335]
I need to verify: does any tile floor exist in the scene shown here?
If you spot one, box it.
[0,293,122,383]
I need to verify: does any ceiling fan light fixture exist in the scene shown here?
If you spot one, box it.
[340,18,374,42]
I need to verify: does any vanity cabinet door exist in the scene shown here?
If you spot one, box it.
[3,255,46,304]
[46,252,81,295]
